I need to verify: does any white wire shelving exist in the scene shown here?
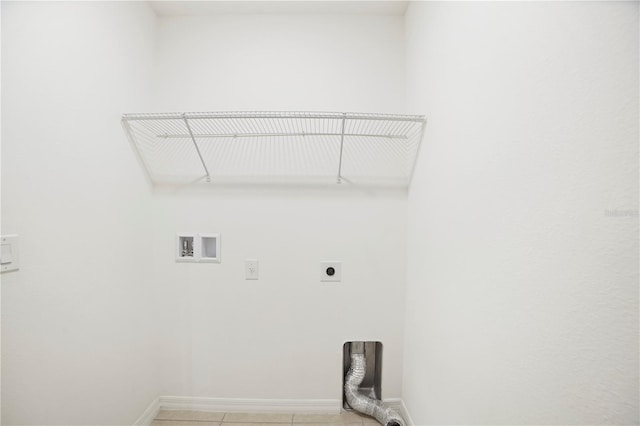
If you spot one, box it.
[121,111,426,186]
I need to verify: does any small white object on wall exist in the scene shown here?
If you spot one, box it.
[0,235,20,273]
[200,233,221,263]
[245,259,259,280]
[176,233,220,263]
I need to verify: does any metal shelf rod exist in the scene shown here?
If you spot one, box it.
[408,119,428,187]
[182,114,211,182]
[157,132,408,140]
[124,113,425,123]
[337,113,346,184]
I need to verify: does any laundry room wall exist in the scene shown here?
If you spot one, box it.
[150,13,409,401]
[1,2,160,424]
[403,1,639,424]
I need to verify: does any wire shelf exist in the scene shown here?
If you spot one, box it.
[121,111,426,186]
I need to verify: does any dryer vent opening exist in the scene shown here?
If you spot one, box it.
[342,341,382,407]
[343,341,405,426]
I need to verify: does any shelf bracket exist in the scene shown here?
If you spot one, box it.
[182,113,211,182]
[336,113,346,184]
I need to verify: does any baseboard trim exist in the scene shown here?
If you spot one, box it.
[400,400,415,426]
[134,397,160,426]
[385,397,402,410]
[384,399,414,426]
[159,396,342,414]
[134,396,414,425]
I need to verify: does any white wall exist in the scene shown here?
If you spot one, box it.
[1,7,409,421]
[153,187,407,399]
[152,14,405,112]
[0,3,4,421]
[7,3,635,424]
[1,2,159,424]
[152,14,408,400]
[403,2,639,425]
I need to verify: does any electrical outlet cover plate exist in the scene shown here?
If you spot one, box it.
[320,261,341,282]
[245,259,259,280]
[0,235,19,273]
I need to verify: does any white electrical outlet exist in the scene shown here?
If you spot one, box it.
[245,259,259,280]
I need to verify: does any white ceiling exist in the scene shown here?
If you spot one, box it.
[148,1,410,16]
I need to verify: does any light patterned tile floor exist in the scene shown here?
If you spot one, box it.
[153,410,379,426]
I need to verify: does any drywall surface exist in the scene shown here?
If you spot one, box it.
[152,187,407,399]
[153,14,405,112]
[152,14,408,399]
[1,2,159,424]
[403,2,639,425]
[0,4,3,422]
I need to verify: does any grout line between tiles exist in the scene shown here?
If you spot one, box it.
[155,411,373,425]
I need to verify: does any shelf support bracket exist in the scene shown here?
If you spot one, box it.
[182,113,211,182]
[336,113,346,184]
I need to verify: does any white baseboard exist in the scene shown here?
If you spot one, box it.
[134,396,414,426]
[133,397,160,426]
[384,399,414,426]
[399,400,415,426]
[159,396,342,414]
[385,398,403,410]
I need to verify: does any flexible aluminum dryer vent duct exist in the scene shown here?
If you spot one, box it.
[344,343,405,426]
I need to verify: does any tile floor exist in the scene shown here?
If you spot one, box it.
[152,410,380,426]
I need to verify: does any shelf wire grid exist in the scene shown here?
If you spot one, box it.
[121,111,426,186]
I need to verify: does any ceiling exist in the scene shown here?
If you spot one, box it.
[148,1,410,16]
